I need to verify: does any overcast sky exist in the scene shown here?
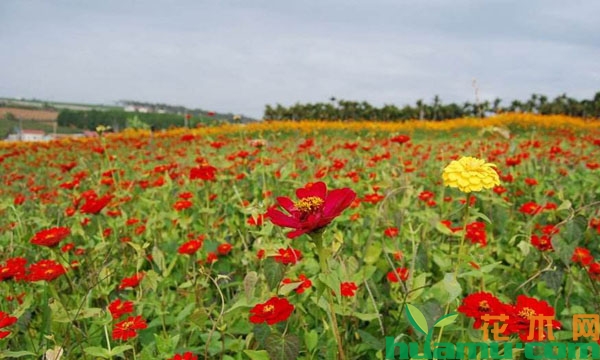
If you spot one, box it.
[1,0,599,118]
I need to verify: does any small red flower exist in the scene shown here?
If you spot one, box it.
[80,194,112,214]
[30,227,71,247]
[384,227,399,238]
[118,273,144,290]
[217,243,233,255]
[282,274,312,294]
[168,352,198,360]
[178,240,203,255]
[0,311,17,339]
[340,282,358,297]
[390,135,410,144]
[465,222,487,247]
[249,297,294,325]
[173,200,193,211]
[531,235,553,252]
[572,247,594,266]
[588,263,600,281]
[108,299,134,319]
[386,267,409,283]
[0,257,28,281]
[266,182,356,239]
[26,259,66,282]
[112,315,147,341]
[519,202,543,215]
[273,248,303,265]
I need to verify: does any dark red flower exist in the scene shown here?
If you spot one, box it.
[112,315,147,341]
[189,165,217,181]
[108,299,134,319]
[0,311,17,339]
[588,263,600,281]
[26,260,66,282]
[458,292,509,329]
[249,297,294,325]
[30,227,71,248]
[340,282,358,297]
[465,222,487,247]
[384,227,399,238]
[531,235,553,251]
[519,202,543,215]
[266,182,356,238]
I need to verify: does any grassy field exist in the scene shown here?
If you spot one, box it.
[0,114,599,359]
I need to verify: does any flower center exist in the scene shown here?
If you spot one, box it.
[478,300,490,312]
[263,305,275,313]
[518,307,536,319]
[121,321,134,329]
[294,196,324,214]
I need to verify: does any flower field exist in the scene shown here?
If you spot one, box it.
[1,114,600,360]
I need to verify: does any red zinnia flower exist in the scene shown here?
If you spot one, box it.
[0,311,17,339]
[249,297,294,325]
[519,202,543,215]
[340,282,358,297]
[178,240,203,255]
[390,135,410,144]
[572,247,594,266]
[112,315,147,341]
[217,243,232,255]
[189,165,217,181]
[386,267,409,283]
[80,194,112,214]
[457,292,509,329]
[27,259,66,282]
[531,235,553,252]
[384,227,399,238]
[0,257,28,281]
[465,222,487,247]
[30,227,71,247]
[273,247,303,265]
[506,295,561,341]
[588,263,600,281]
[173,200,193,211]
[108,299,135,319]
[168,352,198,360]
[266,182,356,239]
[118,273,144,290]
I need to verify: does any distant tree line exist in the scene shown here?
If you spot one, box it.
[57,109,222,131]
[264,92,600,121]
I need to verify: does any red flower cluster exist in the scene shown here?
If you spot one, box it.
[465,221,487,247]
[30,226,71,247]
[458,292,561,341]
[178,239,203,255]
[266,182,356,239]
[189,164,217,181]
[249,297,294,325]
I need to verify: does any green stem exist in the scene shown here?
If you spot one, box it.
[312,231,346,360]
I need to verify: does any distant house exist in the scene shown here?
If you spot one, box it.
[5,129,46,142]
[124,105,151,113]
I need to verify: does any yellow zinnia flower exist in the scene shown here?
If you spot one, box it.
[442,156,500,193]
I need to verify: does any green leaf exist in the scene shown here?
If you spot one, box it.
[434,313,458,328]
[151,246,166,273]
[244,271,258,301]
[364,242,382,265]
[253,323,271,345]
[304,330,319,352]
[405,304,428,335]
[83,347,111,358]
[264,258,285,290]
[0,351,37,358]
[279,280,303,296]
[265,334,300,360]
[109,345,133,356]
[243,350,270,360]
